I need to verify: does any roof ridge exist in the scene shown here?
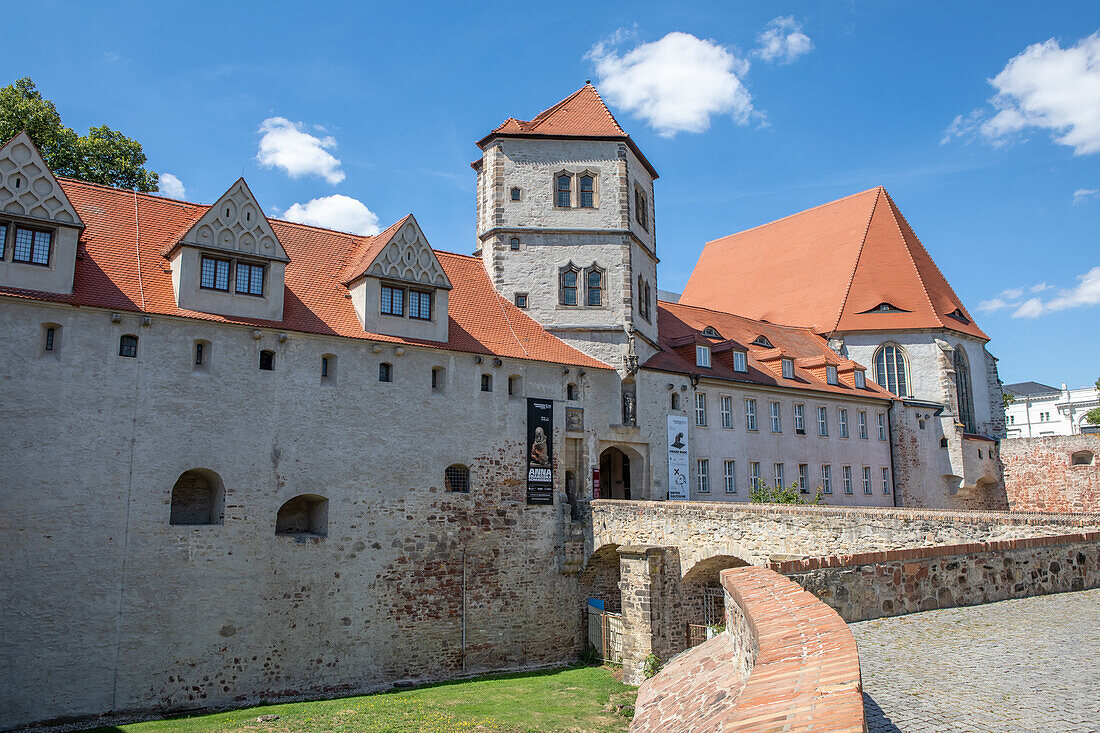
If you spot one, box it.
[830,187,883,332]
[659,299,821,333]
[702,186,883,249]
[879,189,944,330]
[529,85,589,126]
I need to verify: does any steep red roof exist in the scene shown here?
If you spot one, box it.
[648,301,894,402]
[478,84,658,178]
[0,179,606,369]
[680,187,987,340]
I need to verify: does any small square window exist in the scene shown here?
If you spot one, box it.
[259,349,275,371]
[119,334,138,358]
[514,293,528,309]
[510,187,521,201]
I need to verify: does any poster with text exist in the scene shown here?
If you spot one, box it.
[667,414,690,500]
[526,398,554,505]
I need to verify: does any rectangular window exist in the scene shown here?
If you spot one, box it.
[236,262,264,296]
[194,342,204,365]
[481,373,492,392]
[13,227,51,265]
[818,406,828,436]
[798,464,808,494]
[862,466,872,495]
[697,459,710,493]
[579,175,595,208]
[826,364,838,385]
[586,269,602,306]
[858,411,868,439]
[695,392,707,426]
[556,174,572,208]
[794,404,805,433]
[843,465,853,494]
[381,284,404,315]
[409,290,433,320]
[854,370,866,389]
[696,345,711,368]
[720,395,733,429]
[732,351,747,372]
[782,358,794,379]
[774,462,784,489]
[0,223,6,258]
[724,460,736,493]
[200,256,231,291]
[882,467,891,494]
[749,461,761,491]
[878,413,887,440]
[822,464,832,494]
[560,269,578,306]
[745,398,757,431]
[839,409,850,438]
[770,401,782,433]
[514,293,528,308]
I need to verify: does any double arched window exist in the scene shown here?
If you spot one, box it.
[873,344,910,397]
[953,346,976,432]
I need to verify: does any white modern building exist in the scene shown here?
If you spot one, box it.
[1004,381,1100,437]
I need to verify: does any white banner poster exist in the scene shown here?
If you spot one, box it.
[667,414,690,500]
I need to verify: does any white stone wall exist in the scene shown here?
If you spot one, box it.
[0,297,622,729]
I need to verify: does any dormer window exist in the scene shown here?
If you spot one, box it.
[752,335,773,348]
[409,290,433,320]
[12,227,51,266]
[556,174,572,208]
[732,351,747,373]
[200,256,231,291]
[947,308,970,324]
[701,326,721,338]
[879,303,892,312]
[826,365,838,385]
[781,358,794,379]
[854,370,866,389]
[696,345,711,368]
[236,262,265,296]
[579,175,595,208]
[381,284,405,316]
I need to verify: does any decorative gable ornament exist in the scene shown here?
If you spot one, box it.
[173,177,287,262]
[346,215,450,290]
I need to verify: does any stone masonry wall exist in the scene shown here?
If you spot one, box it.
[1002,435,1100,513]
[777,532,1100,623]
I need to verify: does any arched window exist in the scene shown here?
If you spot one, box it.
[1071,450,1095,466]
[259,349,275,371]
[119,334,138,358]
[579,175,595,208]
[559,265,579,306]
[510,236,520,251]
[873,344,910,397]
[170,468,225,525]
[379,362,392,382]
[275,494,328,537]
[445,464,470,493]
[634,186,648,231]
[953,346,976,432]
[556,174,572,208]
[586,267,603,306]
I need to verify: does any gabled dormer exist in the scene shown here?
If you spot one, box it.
[165,178,287,321]
[0,132,84,295]
[342,214,451,343]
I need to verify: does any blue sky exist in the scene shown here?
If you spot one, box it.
[5,2,1099,387]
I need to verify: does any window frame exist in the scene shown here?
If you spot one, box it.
[378,362,393,382]
[634,185,649,231]
[821,464,832,494]
[235,260,266,297]
[878,413,887,440]
[839,408,850,438]
[585,266,603,307]
[794,403,805,433]
[873,343,911,397]
[720,395,733,429]
[862,466,872,495]
[769,401,782,433]
[774,462,785,489]
[559,265,579,306]
[199,255,232,292]
[514,292,528,309]
[882,467,891,494]
[380,283,406,317]
[408,289,433,321]
[854,370,866,389]
[694,392,707,426]
[578,173,596,208]
[826,364,838,385]
[781,358,794,379]
[749,461,761,491]
[723,460,736,493]
[842,465,853,494]
[817,406,828,436]
[11,226,53,267]
[798,464,808,494]
[118,334,138,358]
[696,345,711,368]
[745,398,758,431]
[445,464,471,493]
[696,459,710,494]
[858,411,868,439]
[732,351,747,373]
[555,173,573,208]
[259,349,275,371]
[481,373,493,392]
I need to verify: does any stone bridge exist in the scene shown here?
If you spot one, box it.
[578,500,1100,684]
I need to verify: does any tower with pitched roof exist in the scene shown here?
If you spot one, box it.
[473,84,660,372]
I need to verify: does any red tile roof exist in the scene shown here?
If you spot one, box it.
[680,186,988,340]
[0,179,606,369]
[478,84,658,178]
[648,300,894,402]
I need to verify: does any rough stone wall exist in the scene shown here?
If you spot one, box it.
[0,298,623,730]
[1002,435,1100,513]
[779,532,1100,623]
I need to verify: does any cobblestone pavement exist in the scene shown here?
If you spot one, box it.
[851,589,1100,733]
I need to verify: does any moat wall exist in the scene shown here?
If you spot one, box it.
[1002,435,1100,513]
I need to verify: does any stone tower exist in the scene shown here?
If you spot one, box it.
[473,84,660,372]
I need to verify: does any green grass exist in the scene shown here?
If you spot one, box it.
[85,666,637,733]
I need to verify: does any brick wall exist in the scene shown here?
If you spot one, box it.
[775,532,1100,622]
[631,566,864,733]
[1002,435,1100,513]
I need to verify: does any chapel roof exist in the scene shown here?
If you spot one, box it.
[680,186,988,340]
[0,178,607,369]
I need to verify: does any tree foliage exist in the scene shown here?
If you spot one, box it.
[0,78,158,191]
[1088,378,1100,426]
[749,481,823,505]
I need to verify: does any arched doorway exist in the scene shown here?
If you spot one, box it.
[600,447,633,500]
[680,555,750,652]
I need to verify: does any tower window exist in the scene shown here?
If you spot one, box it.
[634,187,648,231]
[259,349,275,370]
[560,266,579,306]
[432,366,445,393]
[510,187,521,201]
[556,174,572,208]
[579,175,595,208]
[586,267,603,306]
[514,293,528,309]
[567,383,578,400]
[119,334,138,358]
[195,342,204,365]
[321,354,337,383]
[44,327,55,351]
[873,344,910,397]
[379,362,393,382]
[510,236,520,251]
[481,373,492,392]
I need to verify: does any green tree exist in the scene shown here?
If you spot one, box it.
[749,480,823,505]
[1087,377,1100,426]
[0,77,157,191]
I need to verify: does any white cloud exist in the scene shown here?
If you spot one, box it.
[755,16,813,64]
[156,173,186,199]
[944,31,1100,154]
[281,194,380,235]
[985,267,1100,318]
[586,31,756,137]
[256,117,345,184]
[1073,187,1099,204]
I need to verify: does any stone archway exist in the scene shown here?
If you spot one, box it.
[599,445,646,500]
[678,555,751,653]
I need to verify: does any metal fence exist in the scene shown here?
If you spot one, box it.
[587,607,623,663]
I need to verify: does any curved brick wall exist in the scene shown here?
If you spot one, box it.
[631,566,865,733]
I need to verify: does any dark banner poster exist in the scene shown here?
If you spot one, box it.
[526,398,554,505]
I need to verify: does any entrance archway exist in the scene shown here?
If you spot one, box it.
[600,447,635,500]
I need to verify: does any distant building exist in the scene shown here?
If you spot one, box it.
[1004,381,1100,436]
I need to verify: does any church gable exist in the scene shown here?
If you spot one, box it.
[362,215,450,290]
[177,178,287,263]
